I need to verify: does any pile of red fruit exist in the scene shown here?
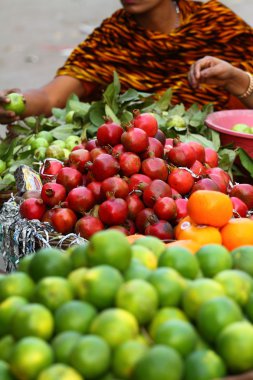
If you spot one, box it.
[19,112,253,240]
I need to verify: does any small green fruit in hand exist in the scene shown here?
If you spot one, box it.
[0,160,6,175]
[232,123,252,134]
[4,93,25,115]
[31,138,49,150]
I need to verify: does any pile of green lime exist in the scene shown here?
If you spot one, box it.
[1,231,253,379]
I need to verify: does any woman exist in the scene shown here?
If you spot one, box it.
[1,0,253,124]
[189,56,253,109]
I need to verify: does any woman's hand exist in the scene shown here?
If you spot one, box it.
[188,56,236,89]
[0,88,24,124]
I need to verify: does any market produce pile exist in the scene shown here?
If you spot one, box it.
[1,232,253,380]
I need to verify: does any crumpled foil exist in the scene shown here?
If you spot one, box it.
[0,197,87,272]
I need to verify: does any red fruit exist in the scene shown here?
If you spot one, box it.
[68,149,91,173]
[141,157,168,181]
[206,172,228,193]
[206,167,231,186]
[135,208,158,234]
[190,160,207,177]
[86,181,104,203]
[97,121,124,147]
[40,159,63,180]
[51,208,77,234]
[123,219,136,235]
[66,186,95,214]
[56,167,83,192]
[41,208,57,224]
[165,138,174,147]
[231,197,248,218]
[85,139,98,151]
[20,198,46,221]
[119,152,141,177]
[75,216,104,239]
[167,143,196,168]
[154,129,166,145]
[167,168,194,195]
[230,183,253,209]
[101,177,129,199]
[128,174,152,194]
[72,144,86,152]
[41,182,67,207]
[90,147,107,162]
[204,147,219,168]
[126,194,145,220]
[171,188,182,200]
[141,137,164,159]
[190,178,220,193]
[145,220,174,241]
[143,179,172,208]
[188,141,205,163]
[153,197,177,221]
[175,198,188,221]
[98,198,128,225]
[133,111,158,137]
[91,154,120,181]
[112,144,126,159]
[121,127,149,153]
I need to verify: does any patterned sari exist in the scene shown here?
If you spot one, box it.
[57,0,253,110]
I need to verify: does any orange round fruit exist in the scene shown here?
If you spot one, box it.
[175,217,222,246]
[187,190,233,227]
[220,218,253,251]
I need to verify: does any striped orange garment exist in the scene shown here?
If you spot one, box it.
[56,0,253,110]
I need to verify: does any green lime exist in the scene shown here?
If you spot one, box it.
[33,277,74,311]
[148,267,185,307]
[197,296,243,343]
[196,244,232,277]
[132,345,183,380]
[158,246,199,280]
[154,320,198,358]
[217,321,253,373]
[214,269,253,306]
[54,300,96,334]
[10,337,54,380]
[231,245,253,276]
[124,259,151,281]
[0,360,14,380]
[148,307,188,339]
[133,236,166,258]
[51,331,82,363]
[38,363,83,380]
[0,296,28,336]
[0,272,34,301]
[90,308,139,349]
[116,279,158,325]
[69,335,111,379]
[184,349,226,380]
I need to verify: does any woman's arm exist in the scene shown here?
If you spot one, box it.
[0,75,86,124]
[188,56,253,109]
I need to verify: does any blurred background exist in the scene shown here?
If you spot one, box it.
[0,0,252,90]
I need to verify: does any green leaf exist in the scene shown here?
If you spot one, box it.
[11,123,32,135]
[237,148,253,177]
[68,100,90,113]
[89,102,105,127]
[119,89,140,104]
[181,133,215,149]
[167,104,185,117]
[103,71,121,114]
[154,88,173,112]
[50,124,74,140]
[1,138,20,161]
[218,148,237,172]
[105,105,120,124]
[210,130,220,151]
[119,110,133,125]
[51,107,66,120]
